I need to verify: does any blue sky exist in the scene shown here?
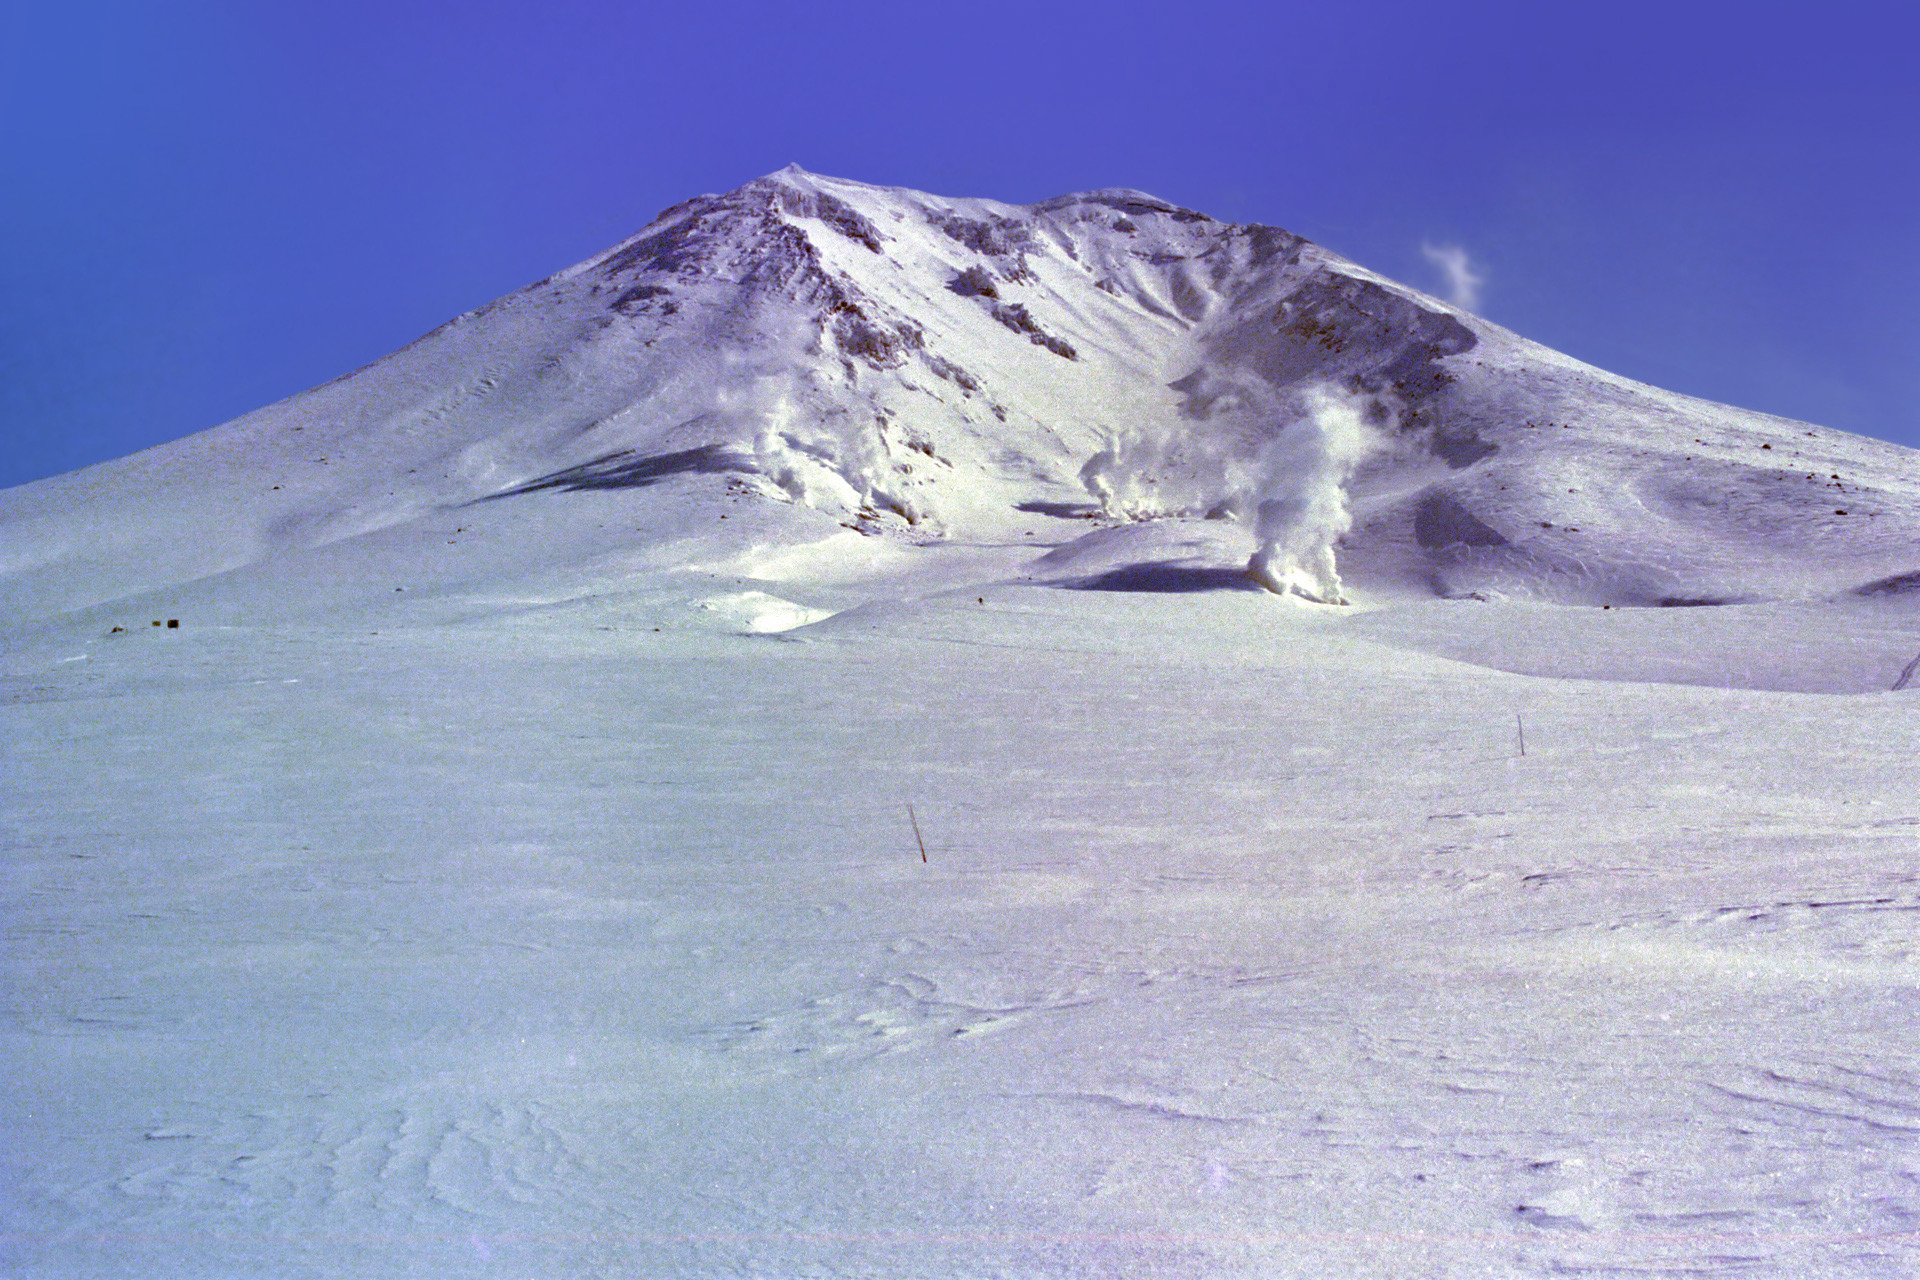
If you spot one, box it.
[3,0,1914,489]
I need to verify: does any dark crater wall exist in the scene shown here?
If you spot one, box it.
[1201,267,1485,465]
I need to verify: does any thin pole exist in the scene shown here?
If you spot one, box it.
[908,805,928,862]
[1515,711,1527,758]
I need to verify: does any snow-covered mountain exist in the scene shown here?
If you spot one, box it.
[7,172,1920,1279]
[4,166,1917,630]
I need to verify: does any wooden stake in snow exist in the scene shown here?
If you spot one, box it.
[1515,711,1527,757]
[908,805,928,862]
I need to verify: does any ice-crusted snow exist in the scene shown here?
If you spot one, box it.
[3,168,1919,1278]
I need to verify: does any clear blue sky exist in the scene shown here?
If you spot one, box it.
[3,0,1914,489]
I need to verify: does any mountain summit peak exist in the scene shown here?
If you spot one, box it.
[2,171,1916,631]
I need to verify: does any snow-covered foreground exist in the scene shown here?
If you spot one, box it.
[6,568,1918,1278]
[5,167,1920,1276]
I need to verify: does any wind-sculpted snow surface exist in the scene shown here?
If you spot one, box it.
[4,169,1920,1279]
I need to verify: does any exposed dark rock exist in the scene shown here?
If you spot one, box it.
[921,353,981,391]
[832,303,923,368]
[1238,224,1309,270]
[1274,274,1478,403]
[948,266,999,299]
[987,302,1077,359]
[609,284,672,314]
[770,185,886,252]
[1200,267,1478,467]
[929,211,1035,264]
[1034,190,1213,223]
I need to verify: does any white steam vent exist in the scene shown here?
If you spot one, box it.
[1245,384,1382,604]
[1076,381,1383,605]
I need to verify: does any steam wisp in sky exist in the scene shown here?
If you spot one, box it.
[1421,242,1485,311]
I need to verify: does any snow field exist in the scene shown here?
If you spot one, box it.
[4,583,1917,1278]
[5,166,1920,1278]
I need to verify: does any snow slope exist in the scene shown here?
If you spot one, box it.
[4,166,1918,632]
[3,170,1919,1277]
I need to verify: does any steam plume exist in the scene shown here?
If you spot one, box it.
[1421,242,1485,311]
[1244,385,1382,604]
[1074,379,1382,603]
